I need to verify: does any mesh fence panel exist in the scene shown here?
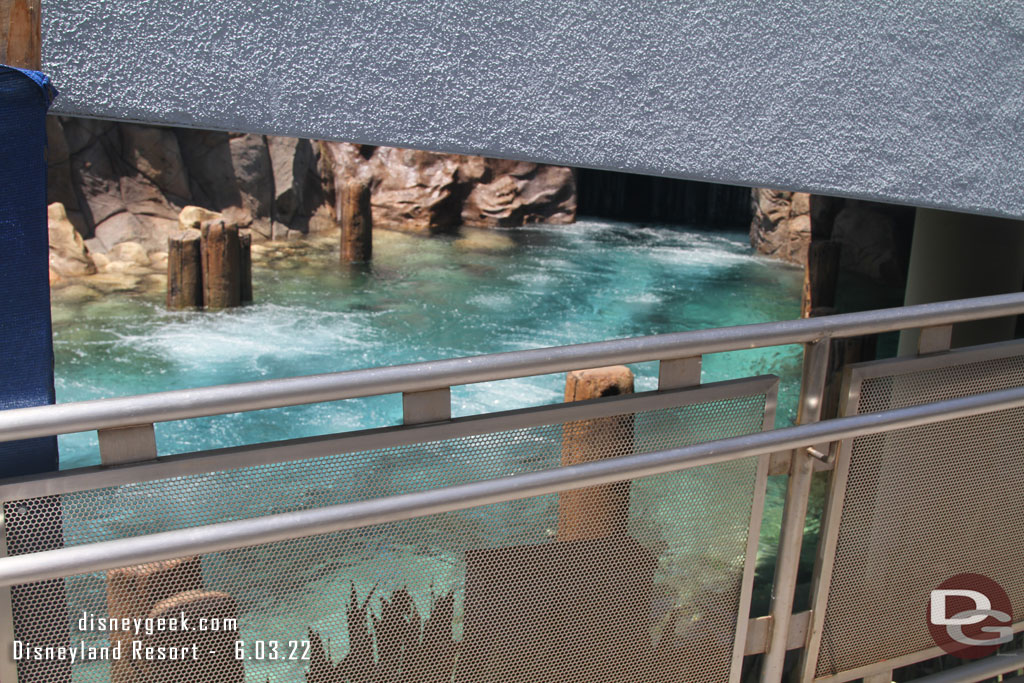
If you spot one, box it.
[815,349,1024,678]
[6,388,771,683]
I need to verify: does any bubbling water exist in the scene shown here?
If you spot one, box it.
[53,219,803,469]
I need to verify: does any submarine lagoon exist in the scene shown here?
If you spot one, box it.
[52,219,805,468]
[51,218,807,672]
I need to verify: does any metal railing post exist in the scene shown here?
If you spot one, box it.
[0,506,17,683]
[761,339,830,683]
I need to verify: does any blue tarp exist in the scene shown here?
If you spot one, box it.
[0,65,59,477]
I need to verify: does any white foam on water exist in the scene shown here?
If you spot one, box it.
[623,291,663,305]
[466,292,514,309]
[114,303,380,373]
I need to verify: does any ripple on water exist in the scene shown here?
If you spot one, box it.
[52,219,803,469]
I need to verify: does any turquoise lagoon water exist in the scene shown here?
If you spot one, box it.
[51,222,806,466]
[53,219,804,468]
[51,219,807,677]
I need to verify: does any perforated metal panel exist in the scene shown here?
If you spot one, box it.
[3,378,775,683]
[807,341,1024,681]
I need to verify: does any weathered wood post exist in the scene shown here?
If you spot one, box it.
[1,0,40,69]
[239,230,252,303]
[800,195,843,318]
[140,590,244,683]
[171,206,252,309]
[557,366,635,541]
[200,219,241,309]
[339,177,372,263]
[166,230,202,309]
[107,557,203,683]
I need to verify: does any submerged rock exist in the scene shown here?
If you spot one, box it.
[53,283,102,303]
[106,241,150,267]
[48,202,96,277]
[454,228,516,252]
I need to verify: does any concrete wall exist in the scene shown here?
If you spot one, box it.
[43,0,1024,219]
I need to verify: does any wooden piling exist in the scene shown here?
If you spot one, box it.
[557,366,634,541]
[139,590,245,683]
[166,230,203,309]
[239,230,252,303]
[339,177,372,263]
[800,194,844,318]
[800,240,842,318]
[107,557,204,683]
[1,0,41,70]
[200,219,241,309]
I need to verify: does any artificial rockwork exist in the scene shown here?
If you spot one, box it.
[749,188,915,287]
[322,143,577,234]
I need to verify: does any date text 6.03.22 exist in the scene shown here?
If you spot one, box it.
[234,640,311,661]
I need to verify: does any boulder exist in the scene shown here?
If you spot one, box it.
[749,189,812,264]
[322,143,576,234]
[369,147,463,234]
[461,159,576,227]
[120,124,191,200]
[750,189,913,287]
[179,205,223,231]
[65,118,124,231]
[174,129,244,211]
[106,241,151,267]
[831,203,904,286]
[92,211,178,253]
[45,117,81,215]
[229,133,276,238]
[268,136,324,229]
[48,202,96,277]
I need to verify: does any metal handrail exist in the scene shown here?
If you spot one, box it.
[0,292,1022,443]
[2,382,1023,587]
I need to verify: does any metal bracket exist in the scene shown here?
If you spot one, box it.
[807,444,837,471]
[658,356,701,390]
[97,423,158,465]
[402,387,451,425]
[862,671,892,683]
[768,451,791,476]
[745,611,811,655]
[917,324,953,355]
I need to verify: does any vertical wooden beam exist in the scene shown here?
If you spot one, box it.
[1,0,41,70]
[801,195,844,318]
[557,366,634,541]
[166,230,203,309]
[238,230,252,303]
[339,177,372,263]
[200,219,242,309]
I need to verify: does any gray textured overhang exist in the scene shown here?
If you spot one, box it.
[43,0,1024,219]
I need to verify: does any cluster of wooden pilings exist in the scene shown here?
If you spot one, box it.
[167,208,253,310]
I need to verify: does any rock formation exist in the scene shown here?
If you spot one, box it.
[749,189,914,287]
[47,118,578,273]
[322,143,576,234]
[47,118,335,255]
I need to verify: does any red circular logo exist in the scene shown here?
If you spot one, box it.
[928,573,1013,659]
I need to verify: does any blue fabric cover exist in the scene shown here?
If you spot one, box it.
[0,65,59,477]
